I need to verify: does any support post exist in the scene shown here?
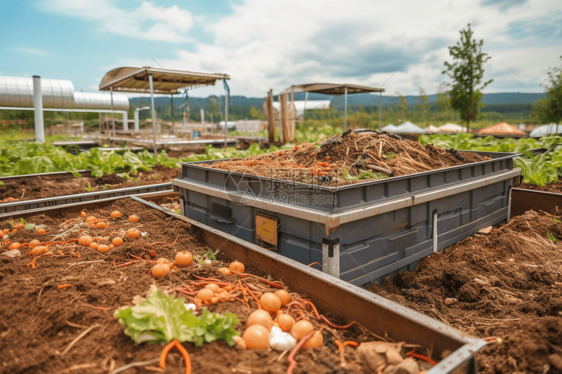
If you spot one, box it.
[148,74,158,155]
[170,95,174,135]
[32,75,45,142]
[110,86,115,135]
[134,110,139,132]
[379,92,382,131]
[224,80,228,147]
[280,93,288,143]
[303,92,308,126]
[266,89,275,143]
[123,111,128,131]
[200,108,205,124]
[99,112,102,134]
[344,86,348,131]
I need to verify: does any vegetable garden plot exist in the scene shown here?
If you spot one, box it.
[0,198,481,374]
[368,210,562,374]
[0,165,180,203]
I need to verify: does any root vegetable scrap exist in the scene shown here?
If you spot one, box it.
[110,211,122,218]
[37,229,46,234]
[128,215,139,222]
[1,199,443,374]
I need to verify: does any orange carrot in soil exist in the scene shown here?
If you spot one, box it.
[406,352,437,366]
[57,284,71,289]
[288,327,325,374]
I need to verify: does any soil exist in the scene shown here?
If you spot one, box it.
[519,182,562,194]
[368,210,562,374]
[204,130,489,186]
[0,165,181,203]
[0,198,434,374]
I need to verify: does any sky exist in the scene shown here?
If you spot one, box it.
[1,0,561,100]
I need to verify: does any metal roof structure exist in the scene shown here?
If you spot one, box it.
[99,66,230,94]
[278,83,384,96]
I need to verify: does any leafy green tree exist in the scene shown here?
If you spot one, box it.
[435,82,451,113]
[531,57,562,125]
[415,87,430,126]
[443,23,493,130]
[249,106,266,120]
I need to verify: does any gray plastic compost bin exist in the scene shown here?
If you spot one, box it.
[173,151,521,286]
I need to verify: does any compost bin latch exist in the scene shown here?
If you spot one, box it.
[322,238,340,278]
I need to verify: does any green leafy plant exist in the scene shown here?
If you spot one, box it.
[553,217,561,224]
[84,183,94,192]
[514,152,558,186]
[114,288,239,346]
[548,232,556,243]
[174,209,181,214]
[386,152,396,160]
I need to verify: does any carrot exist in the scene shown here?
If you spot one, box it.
[160,339,191,374]
[317,162,328,167]
[57,284,71,289]
[294,145,300,150]
[310,152,316,156]
[320,315,357,330]
[233,273,284,288]
[326,157,332,160]
[335,340,344,353]
[175,340,192,374]
[406,352,437,366]
[307,262,321,267]
[344,341,359,348]
[287,327,325,374]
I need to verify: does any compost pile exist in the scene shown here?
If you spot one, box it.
[370,210,562,374]
[204,130,489,186]
[0,199,437,374]
[0,165,180,203]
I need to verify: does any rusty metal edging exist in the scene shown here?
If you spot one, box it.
[510,187,562,219]
[132,195,487,374]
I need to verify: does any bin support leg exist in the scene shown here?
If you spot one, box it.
[433,211,438,253]
[322,239,340,278]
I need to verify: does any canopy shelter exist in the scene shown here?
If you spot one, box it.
[277,83,385,133]
[477,122,525,136]
[99,67,230,153]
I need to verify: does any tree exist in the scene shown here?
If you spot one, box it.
[531,57,562,125]
[435,82,451,113]
[415,87,430,126]
[443,23,493,130]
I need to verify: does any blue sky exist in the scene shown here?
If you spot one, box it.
[1,0,561,99]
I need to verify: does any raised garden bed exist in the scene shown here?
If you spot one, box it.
[0,197,484,374]
[0,165,180,204]
[368,210,562,374]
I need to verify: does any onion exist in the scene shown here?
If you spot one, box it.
[152,263,170,278]
[203,259,212,266]
[15,223,25,230]
[276,314,295,332]
[260,293,282,314]
[29,240,40,249]
[233,336,246,349]
[128,215,139,223]
[242,325,269,350]
[78,236,93,247]
[175,251,193,267]
[97,245,110,254]
[205,283,220,293]
[219,267,232,275]
[109,244,114,250]
[29,247,43,256]
[302,331,323,349]
[274,289,291,306]
[2,229,9,235]
[89,242,98,250]
[81,209,87,218]
[9,243,21,250]
[157,258,170,265]
[37,229,46,234]
[110,211,122,218]
[126,228,141,239]
[112,237,123,247]
[86,216,97,224]
[229,260,245,274]
[196,289,214,301]
[246,309,273,331]
[96,222,107,229]
[291,320,314,340]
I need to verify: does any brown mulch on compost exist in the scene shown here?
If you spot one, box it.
[204,130,489,186]
[0,164,181,203]
[519,182,562,194]
[0,198,422,374]
[369,210,562,374]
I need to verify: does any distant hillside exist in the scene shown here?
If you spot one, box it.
[130,92,545,109]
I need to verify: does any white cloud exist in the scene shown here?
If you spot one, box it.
[40,0,562,96]
[40,0,193,43]
[12,47,51,57]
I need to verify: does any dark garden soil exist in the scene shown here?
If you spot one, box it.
[0,165,181,203]
[0,198,434,374]
[519,182,562,194]
[204,130,489,186]
[369,210,562,374]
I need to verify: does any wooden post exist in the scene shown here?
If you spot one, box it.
[289,87,295,141]
[280,93,289,143]
[265,89,275,143]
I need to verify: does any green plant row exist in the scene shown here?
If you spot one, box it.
[182,142,293,162]
[0,142,179,177]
